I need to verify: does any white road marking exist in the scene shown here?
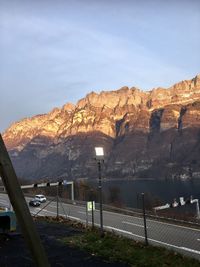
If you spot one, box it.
[147,218,200,232]
[180,247,200,255]
[122,221,147,228]
[32,209,58,216]
[105,226,200,255]
[31,208,82,222]
[103,208,200,232]
[68,216,81,221]
[105,226,144,238]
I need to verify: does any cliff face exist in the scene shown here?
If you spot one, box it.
[2,74,200,181]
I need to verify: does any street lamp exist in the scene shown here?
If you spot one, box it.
[95,147,104,236]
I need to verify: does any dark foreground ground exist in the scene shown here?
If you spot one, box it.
[0,218,129,267]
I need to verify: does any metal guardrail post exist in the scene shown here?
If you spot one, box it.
[0,134,50,267]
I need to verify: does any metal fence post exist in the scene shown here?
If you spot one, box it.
[56,184,59,219]
[141,192,148,245]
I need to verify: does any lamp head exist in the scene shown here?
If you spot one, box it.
[95,147,104,160]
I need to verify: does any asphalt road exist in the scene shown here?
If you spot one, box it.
[1,193,200,260]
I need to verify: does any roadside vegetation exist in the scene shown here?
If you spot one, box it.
[61,226,200,267]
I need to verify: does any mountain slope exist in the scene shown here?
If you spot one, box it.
[3,74,200,181]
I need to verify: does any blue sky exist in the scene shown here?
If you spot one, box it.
[0,0,200,132]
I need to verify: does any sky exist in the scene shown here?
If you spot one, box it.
[0,0,200,132]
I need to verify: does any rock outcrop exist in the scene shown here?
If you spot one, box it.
[2,74,200,181]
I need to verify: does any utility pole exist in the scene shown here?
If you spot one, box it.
[0,134,50,267]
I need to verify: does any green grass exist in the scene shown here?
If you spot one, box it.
[61,229,200,267]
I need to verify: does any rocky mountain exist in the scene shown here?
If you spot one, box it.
[2,74,200,181]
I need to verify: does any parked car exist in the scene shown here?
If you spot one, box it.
[34,194,47,203]
[29,199,41,207]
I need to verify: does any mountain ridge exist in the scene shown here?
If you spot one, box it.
[3,74,200,181]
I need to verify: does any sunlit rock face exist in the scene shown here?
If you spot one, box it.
[159,105,181,131]
[2,74,200,181]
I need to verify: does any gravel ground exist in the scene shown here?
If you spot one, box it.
[0,219,129,267]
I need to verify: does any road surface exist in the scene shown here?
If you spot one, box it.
[0,193,200,260]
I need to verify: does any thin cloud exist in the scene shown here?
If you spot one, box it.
[0,0,199,131]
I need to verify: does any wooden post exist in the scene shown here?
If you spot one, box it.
[0,134,50,267]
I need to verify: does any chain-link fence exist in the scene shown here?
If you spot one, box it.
[27,190,200,261]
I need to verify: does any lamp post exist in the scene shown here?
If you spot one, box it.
[95,147,104,236]
[56,183,59,219]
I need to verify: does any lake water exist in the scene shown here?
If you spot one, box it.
[88,178,200,209]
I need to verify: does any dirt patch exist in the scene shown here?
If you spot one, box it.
[0,218,129,267]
